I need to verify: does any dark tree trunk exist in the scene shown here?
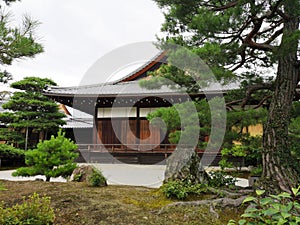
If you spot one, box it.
[164,148,209,184]
[262,1,300,193]
[46,176,51,182]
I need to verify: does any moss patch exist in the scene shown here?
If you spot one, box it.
[122,188,173,210]
[0,180,243,224]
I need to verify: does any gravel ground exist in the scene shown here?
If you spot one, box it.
[0,163,248,187]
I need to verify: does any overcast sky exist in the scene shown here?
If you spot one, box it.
[3,0,164,87]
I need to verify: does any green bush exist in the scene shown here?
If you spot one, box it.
[0,192,55,225]
[87,169,107,187]
[161,176,207,200]
[208,171,236,188]
[219,145,247,171]
[161,180,189,199]
[228,188,300,225]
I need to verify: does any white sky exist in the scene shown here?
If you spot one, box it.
[3,0,164,87]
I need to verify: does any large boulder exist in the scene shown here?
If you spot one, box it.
[71,165,107,186]
[164,148,209,183]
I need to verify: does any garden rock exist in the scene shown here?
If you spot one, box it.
[71,165,107,187]
[71,165,94,182]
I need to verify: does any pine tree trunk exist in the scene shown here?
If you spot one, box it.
[164,147,209,184]
[262,1,300,193]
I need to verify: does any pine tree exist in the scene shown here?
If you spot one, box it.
[0,77,66,149]
[0,3,43,84]
[152,0,300,193]
[13,130,78,182]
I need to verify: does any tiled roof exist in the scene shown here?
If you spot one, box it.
[60,106,93,129]
[44,81,185,97]
[43,49,240,98]
[43,80,235,98]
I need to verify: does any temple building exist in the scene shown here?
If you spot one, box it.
[42,51,261,164]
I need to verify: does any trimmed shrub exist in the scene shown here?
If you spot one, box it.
[12,130,78,182]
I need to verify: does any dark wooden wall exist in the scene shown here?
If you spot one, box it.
[97,118,162,147]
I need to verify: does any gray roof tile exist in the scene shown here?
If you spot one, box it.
[43,80,238,97]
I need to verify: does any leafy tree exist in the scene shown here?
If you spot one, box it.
[13,130,78,182]
[152,0,300,193]
[0,77,66,149]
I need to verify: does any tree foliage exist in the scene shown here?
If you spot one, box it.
[0,0,46,148]
[148,98,266,148]
[0,4,43,84]
[155,0,298,71]
[0,128,24,146]
[0,77,66,148]
[0,143,24,159]
[13,130,78,182]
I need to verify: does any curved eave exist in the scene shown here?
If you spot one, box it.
[113,51,167,84]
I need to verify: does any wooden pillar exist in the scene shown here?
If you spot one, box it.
[136,106,140,145]
[93,103,98,146]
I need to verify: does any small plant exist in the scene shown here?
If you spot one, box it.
[73,173,83,182]
[228,188,300,225]
[250,166,262,176]
[220,145,247,171]
[161,176,207,200]
[161,180,189,199]
[208,171,237,188]
[0,192,55,224]
[87,168,107,187]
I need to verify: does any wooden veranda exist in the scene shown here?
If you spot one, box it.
[76,143,228,166]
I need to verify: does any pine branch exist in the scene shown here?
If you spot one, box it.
[253,95,272,109]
